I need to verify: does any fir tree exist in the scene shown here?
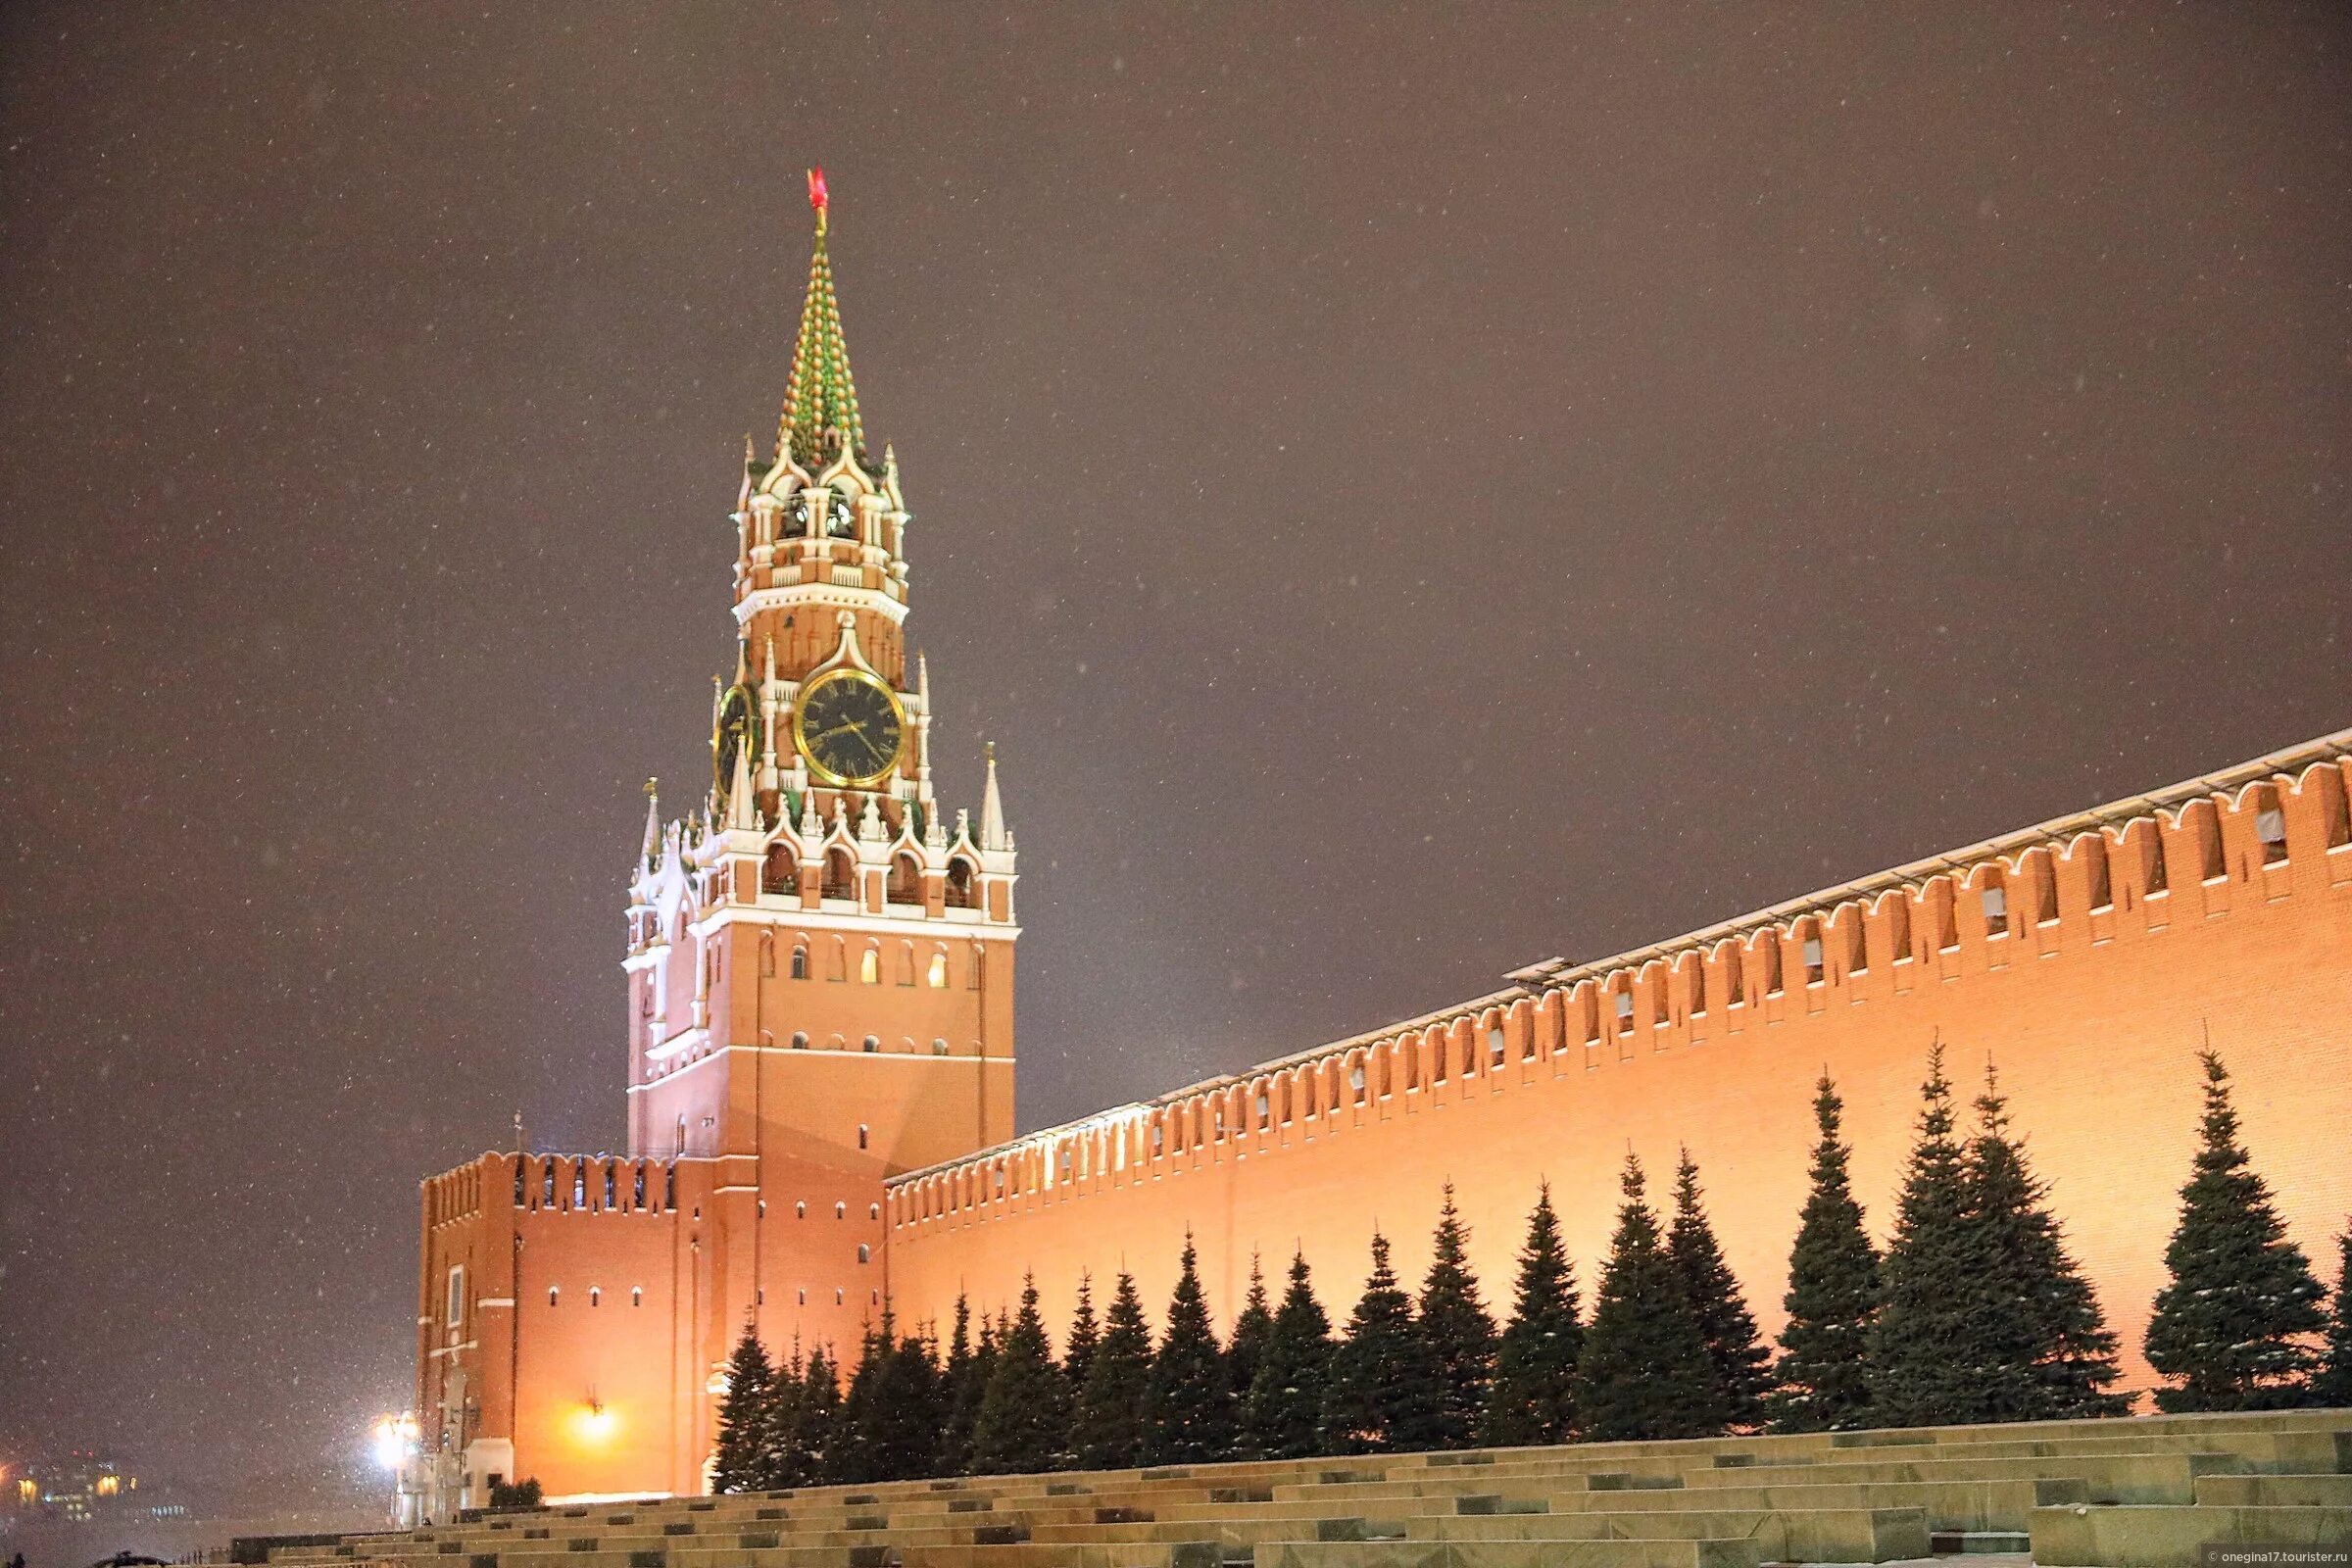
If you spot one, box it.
[1867,1042,1984,1427]
[710,1323,775,1493]
[971,1275,1072,1474]
[949,1311,999,1475]
[865,1323,946,1481]
[762,1344,817,1489]
[1415,1183,1498,1449]
[1480,1183,1582,1447]
[1576,1153,1726,1441]
[1669,1150,1776,1432]
[1146,1235,1236,1463]
[1226,1255,1277,1450]
[2145,1051,2328,1410]
[2312,1229,2352,1409]
[1965,1065,2130,1420]
[796,1346,840,1488]
[1318,1232,1441,1453]
[829,1323,888,1483]
[1765,1075,1880,1434]
[1244,1250,1334,1459]
[1075,1270,1154,1468]
[938,1296,979,1475]
[1062,1274,1102,1396]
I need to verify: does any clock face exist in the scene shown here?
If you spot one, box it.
[793,669,906,787]
[712,683,760,795]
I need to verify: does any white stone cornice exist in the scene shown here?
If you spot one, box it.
[685,902,1020,943]
[734,582,907,627]
[627,1043,1014,1092]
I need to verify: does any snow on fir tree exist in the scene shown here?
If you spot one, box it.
[1075,1270,1154,1468]
[971,1275,1073,1474]
[2313,1230,2352,1409]
[1576,1153,1726,1441]
[1225,1254,1277,1450]
[1414,1182,1498,1449]
[1479,1182,1583,1446]
[1765,1075,1880,1434]
[1668,1149,1777,1432]
[1867,1041,1985,1427]
[1244,1249,1335,1460]
[2145,1050,2328,1410]
[1962,1063,2131,1420]
[1146,1234,1237,1463]
[710,1322,774,1493]
[1318,1231,1442,1454]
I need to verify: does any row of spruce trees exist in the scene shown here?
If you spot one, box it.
[710,1045,2352,1489]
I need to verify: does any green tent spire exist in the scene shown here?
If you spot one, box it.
[778,166,865,469]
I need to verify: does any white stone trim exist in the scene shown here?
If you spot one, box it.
[735,582,906,627]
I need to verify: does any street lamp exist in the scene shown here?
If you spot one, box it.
[371,1412,421,1526]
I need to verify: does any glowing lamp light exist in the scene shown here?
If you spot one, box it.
[576,1394,617,1444]
[370,1412,419,1471]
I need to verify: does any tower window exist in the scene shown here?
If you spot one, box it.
[927,953,948,988]
[790,945,808,979]
[858,1124,869,1150]
[1800,931,1825,986]
[548,1287,559,1307]
[932,1037,949,1056]
[869,1202,880,1219]
[791,1031,808,1050]
[795,1201,807,1219]
[858,949,879,985]
[631,1287,642,1307]
[446,1265,466,1328]
[1982,883,2009,936]
[835,1201,846,1219]
[858,1245,870,1264]
[589,1287,601,1307]
[835,1288,846,1305]
[862,1034,880,1054]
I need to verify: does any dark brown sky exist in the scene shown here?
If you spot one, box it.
[3,1,2348,1497]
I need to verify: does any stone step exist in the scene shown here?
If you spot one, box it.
[1250,1541,1763,1568]
[2031,1501,2352,1568]
[1928,1529,2033,1555]
[1415,1504,1932,1564]
[1677,1448,2242,1500]
[2192,1472,2352,1508]
[1250,1542,1768,1568]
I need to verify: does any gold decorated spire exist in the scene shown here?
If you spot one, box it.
[777,166,865,469]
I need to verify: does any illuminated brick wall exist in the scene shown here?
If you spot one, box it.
[887,741,2352,1401]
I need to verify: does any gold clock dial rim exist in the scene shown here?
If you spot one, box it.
[711,682,760,795]
[791,667,907,789]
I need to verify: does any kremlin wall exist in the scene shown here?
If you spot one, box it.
[885,730,2352,1405]
[407,180,2352,1510]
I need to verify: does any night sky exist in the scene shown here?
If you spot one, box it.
[4,2,2349,1503]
